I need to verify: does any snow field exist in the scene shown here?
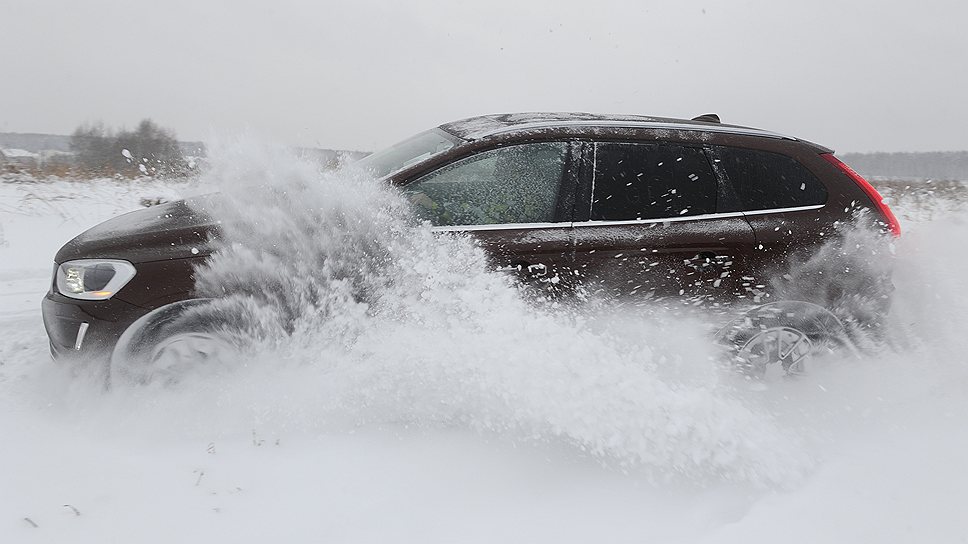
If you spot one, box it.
[1,148,966,542]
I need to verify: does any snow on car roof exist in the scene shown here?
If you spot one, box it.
[439,112,794,141]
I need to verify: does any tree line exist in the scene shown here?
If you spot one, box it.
[70,119,192,178]
[841,151,968,180]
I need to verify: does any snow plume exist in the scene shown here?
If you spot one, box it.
[889,213,968,355]
[170,137,810,487]
[768,211,897,349]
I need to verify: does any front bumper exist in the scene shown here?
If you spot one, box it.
[41,291,150,360]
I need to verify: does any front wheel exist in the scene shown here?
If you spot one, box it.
[110,299,240,387]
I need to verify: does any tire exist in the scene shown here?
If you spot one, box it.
[110,299,240,387]
[714,300,850,379]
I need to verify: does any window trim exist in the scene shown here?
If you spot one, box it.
[589,142,598,219]
[570,204,823,228]
[430,203,827,233]
[431,222,573,233]
[740,203,825,216]
[703,145,743,213]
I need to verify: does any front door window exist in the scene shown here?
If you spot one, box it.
[404,142,568,226]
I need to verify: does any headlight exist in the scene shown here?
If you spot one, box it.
[55,259,137,300]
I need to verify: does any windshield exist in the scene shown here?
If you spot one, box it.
[354,128,462,179]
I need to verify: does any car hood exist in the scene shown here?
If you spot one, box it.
[55,195,223,264]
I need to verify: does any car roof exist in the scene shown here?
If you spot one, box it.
[438,112,796,142]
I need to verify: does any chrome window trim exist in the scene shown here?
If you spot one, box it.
[470,120,795,141]
[428,204,825,232]
[431,222,572,233]
[572,204,825,227]
[589,143,597,218]
[740,203,825,216]
[572,211,747,228]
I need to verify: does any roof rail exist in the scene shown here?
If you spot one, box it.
[470,119,794,141]
[691,113,721,123]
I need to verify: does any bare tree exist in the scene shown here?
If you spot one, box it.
[70,119,188,178]
[70,122,114,175]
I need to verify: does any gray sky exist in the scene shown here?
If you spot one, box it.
[1,0,965,153]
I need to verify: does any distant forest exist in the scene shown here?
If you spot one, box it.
[840,151,968,180]
[1,128,364,178]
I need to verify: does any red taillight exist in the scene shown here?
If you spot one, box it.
[821,153,901,237]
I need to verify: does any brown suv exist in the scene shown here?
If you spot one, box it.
[42,112,899,379]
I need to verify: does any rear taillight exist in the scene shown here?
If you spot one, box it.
[821,153,901,237]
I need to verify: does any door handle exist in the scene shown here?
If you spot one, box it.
[685,251,725,271]
[526,263,548,276]
[497,262,548,277]
[697,251,718,262]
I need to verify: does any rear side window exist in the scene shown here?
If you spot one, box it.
[592,143,717,220]
[716,147,827,211]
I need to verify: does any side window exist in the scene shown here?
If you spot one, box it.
[716,147,827,210]
[403,142,568,226]
[592,143,717,221]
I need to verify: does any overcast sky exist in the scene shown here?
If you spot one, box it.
[1,0,965,153]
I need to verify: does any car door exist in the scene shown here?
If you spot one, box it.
[710,145,836,302]
[399,141,578,291]
[571,141,757,305]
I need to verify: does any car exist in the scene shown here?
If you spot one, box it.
[42,112,900,381]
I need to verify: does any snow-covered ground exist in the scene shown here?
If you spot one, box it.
[1,161,967,542]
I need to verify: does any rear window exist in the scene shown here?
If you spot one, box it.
[716,147,827,211]
[592,143,718,220]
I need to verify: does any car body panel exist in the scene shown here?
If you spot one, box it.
[54,197,220,264]
[571,216,756,303]
[435,223,576,287]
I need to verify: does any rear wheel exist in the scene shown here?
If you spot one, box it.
[715,301,849,379]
